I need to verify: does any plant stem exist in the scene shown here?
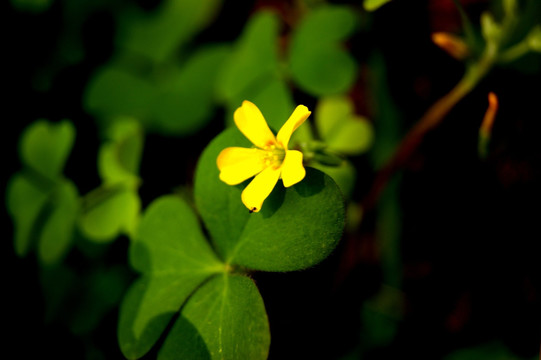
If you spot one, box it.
[362,46,496,211]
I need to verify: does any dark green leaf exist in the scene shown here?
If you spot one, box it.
[310,160,356,200]
[118,196,224,359]
[194,129,252,257]
[159,275,270,360]
[229,167,345,271]
[195,128,346,271]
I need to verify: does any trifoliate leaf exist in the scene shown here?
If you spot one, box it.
[118,196,224,359]
[316,96,374,155]
[19,120,75,180]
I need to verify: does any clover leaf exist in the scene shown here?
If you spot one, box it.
[118,196,270,360]
[159,274,270,360]
[195,127,345,272]
[7,120,78,264]
[289,5,358,96]
[85,45,228,136]
[79,119,143,242]
[19,119,75,181]
[315,96,374,155]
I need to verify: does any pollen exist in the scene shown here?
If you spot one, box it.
[261,145,285,169]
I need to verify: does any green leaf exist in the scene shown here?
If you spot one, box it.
[79,187,140,242]
[315,96,374,155]
[195,128,346,272]
[117,0,223,63]
[159,274,270,360]
[149,44,231,135]
[216,11,280,103]
[98,118,144,189]
[363,0,392,12]
[118,196,224,359]
[194,129,252,257]
[86,45,229,136]
[229,168,345,271]
[19,120,75,180]
[38,179,79,265]
[6,173,49,256]
[289,5,358,96]
[310,160,356,200]
[84,66,156,121]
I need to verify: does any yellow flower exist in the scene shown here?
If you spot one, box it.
[217,100,311,213]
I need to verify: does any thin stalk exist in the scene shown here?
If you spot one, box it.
[362,45,496,211]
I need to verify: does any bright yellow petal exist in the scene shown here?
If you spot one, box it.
[280,150,306,187]
[217,147,266,185]
[241,166,281,213]
[234,101,277,149]
[276,105,311,149]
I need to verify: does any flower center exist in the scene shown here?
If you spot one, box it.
[262,144,285,169]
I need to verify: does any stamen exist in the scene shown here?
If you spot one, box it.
[260,143,286,169]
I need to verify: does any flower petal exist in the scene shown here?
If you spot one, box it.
[241,166,281,213]
[234,101,277,149]
[276,105,311,149]
[217,147,267,185]
[280,150,306,188]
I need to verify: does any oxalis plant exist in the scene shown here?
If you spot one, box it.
[6,0,541,358]
[118,101,345,359]
[7,100,348,359]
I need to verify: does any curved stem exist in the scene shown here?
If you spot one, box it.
[362,48,495,211]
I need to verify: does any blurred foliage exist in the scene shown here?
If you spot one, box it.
[5,0,541,359]
[79,118,143,242]
[7,120,78,264]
